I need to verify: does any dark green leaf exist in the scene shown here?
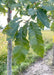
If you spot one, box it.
[3,18,21,39]
[37,9,49,28]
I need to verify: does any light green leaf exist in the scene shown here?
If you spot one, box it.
[13,45,28,64]
[29,22,44,57]
[0,4,6,13]
[13,23,29,64]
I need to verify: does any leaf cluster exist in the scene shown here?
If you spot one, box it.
[2,0,54,63]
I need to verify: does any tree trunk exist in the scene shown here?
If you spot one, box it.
[7,7,12,75]
[52,43,54,65]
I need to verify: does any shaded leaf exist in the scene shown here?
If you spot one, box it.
[15,23,29,50]
[37,18,44,29]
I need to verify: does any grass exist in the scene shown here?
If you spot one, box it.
[0,33,7,75]
[42,30,54,51]
[0,30,54,75]
[42,30,53,44]
[0,33,7,55]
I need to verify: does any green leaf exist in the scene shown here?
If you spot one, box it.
[28,8,36,16]
[11,3,21,10]
[42,5,54,11]
[37,18,44,29]
[29,0,38,3]
[0,4,6,13]
[13,45,28,64]
[13,23,29,64]
[15,23,29,50]
[3,18,21,39]
[19,0,29,3]
[37,8,49,28]
[31,14,36,20]
[2,0,16,8]
[29,22,44,57]
[2,0,15,4]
